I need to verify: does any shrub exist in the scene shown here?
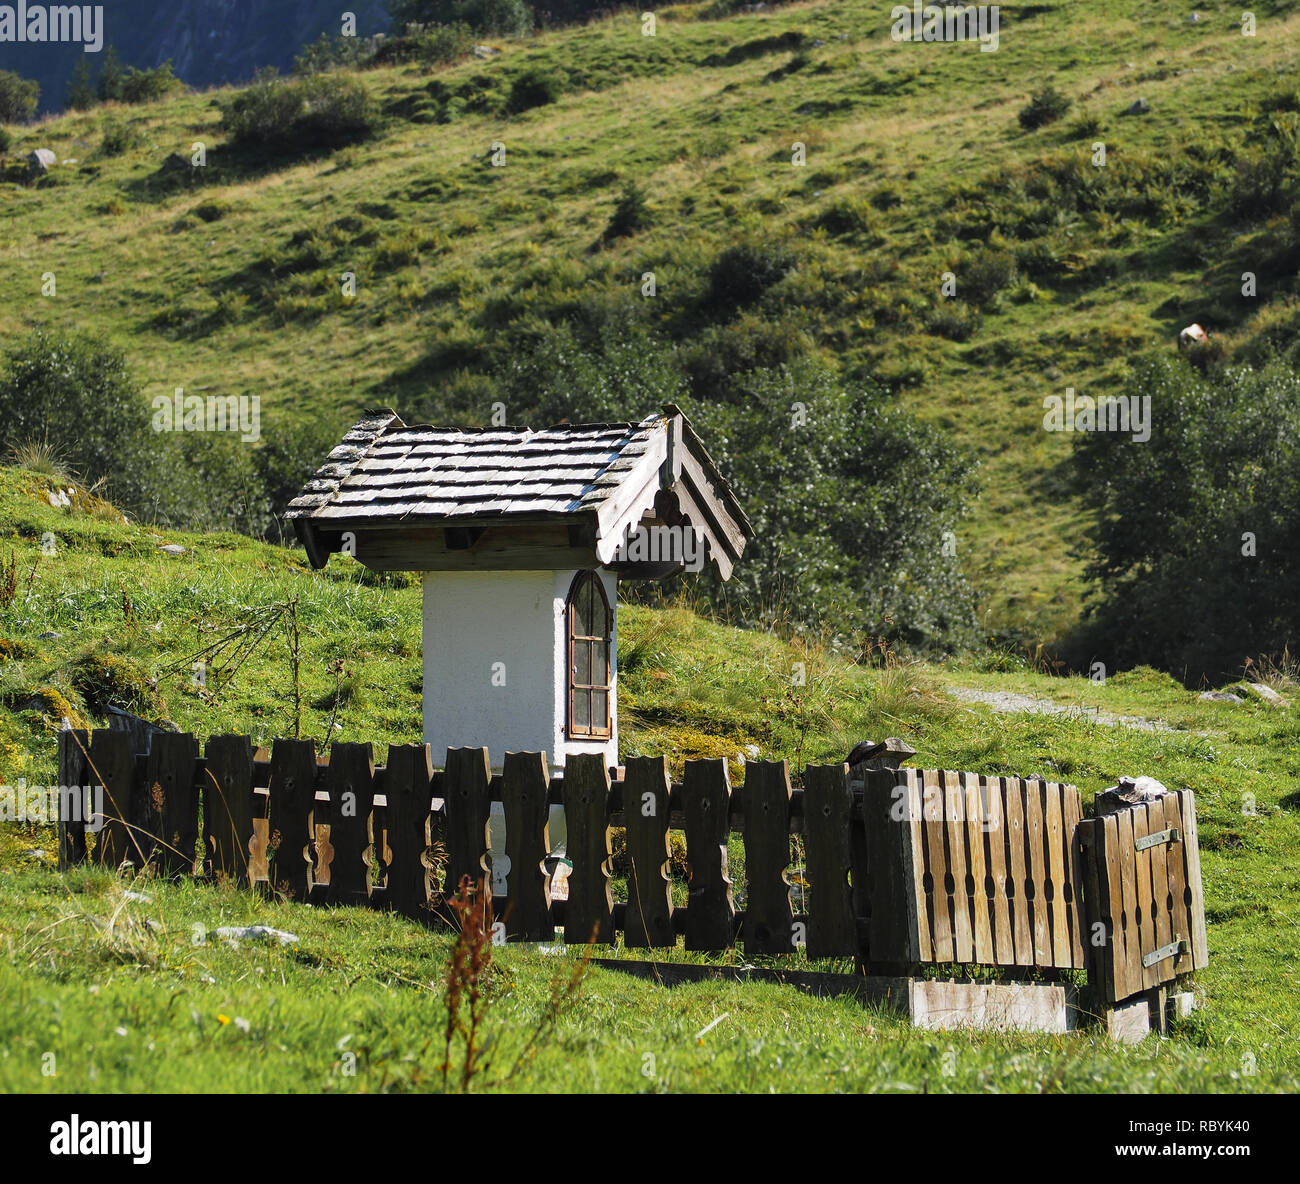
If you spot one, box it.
[0,330,157,516]
[0,126,10,154]
[924,300,981,341]
[0,69,39,123]
[68,654,168,719]
[704,241,797,312]
[1018,84,1072,130]
[120,61,182,104]
[963,246,1018,307]
[221,71,377,151]
[507,67,563,113]
[604,180,651,240]
[98,116,139,157]
[1073,353,1300,680]
[369,23,475,67]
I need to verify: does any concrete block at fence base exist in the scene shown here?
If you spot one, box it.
[1169,990,1197,1021]
[907,979,1073,1035]
[1105,995,1152,1044]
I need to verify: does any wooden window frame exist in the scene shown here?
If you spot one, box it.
[566,570,612,740]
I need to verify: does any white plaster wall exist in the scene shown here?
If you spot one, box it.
[422,568,619,873]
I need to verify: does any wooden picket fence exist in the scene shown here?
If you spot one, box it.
[54,728,1208,1005]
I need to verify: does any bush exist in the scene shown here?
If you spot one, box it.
[704,241,797,313]
[68,654,168,719]
[1018,84,1072,130]
[369,23,475,67]
[98,116,139,157]
[1073,353,1300,680]
[221,71,377,151]
[0,331,158,515]
[0,69,39,123]
[507,67,563,113]
[120,61,182,104]
[604,180,651,240]
[924,301,981,341]
[0,126,10,154]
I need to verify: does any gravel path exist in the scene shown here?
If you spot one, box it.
[946,686,1173,733]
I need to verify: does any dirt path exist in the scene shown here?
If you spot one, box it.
[946,686,1174,733]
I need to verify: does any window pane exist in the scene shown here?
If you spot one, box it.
[574,690,590,730]
[584,576,597,635]
[592,641,607,686]
[575,640,592,685]
[592,691,608,730]
[572,574,592,636]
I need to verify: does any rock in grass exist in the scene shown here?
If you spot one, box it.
[1199,691,1243,703]
[1124,97,1150,116]
[1229,682,1288,707]
[214,925,299,945]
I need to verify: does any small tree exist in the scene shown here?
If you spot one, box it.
[96,46,124,102]
[66,58,97,110]
[604,180,651,240]
[0,70,39,123]
[1018,84,1071,130]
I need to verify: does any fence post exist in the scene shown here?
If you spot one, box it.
[203,735,256,883]
[802,763,855,959]
[623,754,674,949]
[501,750,552,941]
[57,728,90,869]
[383,743,435,921]
[91,729,138,868]
[741,759,794,955]
[443,747,492,903]
[682,758,734,951]
[322,742,375,905]
[144,732,199,877]
[267,738,317,903]
[563,753,613,944]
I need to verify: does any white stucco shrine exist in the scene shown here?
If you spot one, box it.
[285,406,751,794]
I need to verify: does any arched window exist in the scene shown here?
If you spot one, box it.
[566,571,612,739]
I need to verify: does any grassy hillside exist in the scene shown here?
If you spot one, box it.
[2,464,1300,1090]
[2,1,1300,647]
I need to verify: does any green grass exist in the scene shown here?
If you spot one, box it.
[2,463,1299,1091]
[3,1,1300,646]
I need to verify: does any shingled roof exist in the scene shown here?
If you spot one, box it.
[285,406,751,578]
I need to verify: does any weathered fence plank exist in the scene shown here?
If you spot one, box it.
[321,742,375,905]
[1062,786,1086,968]
[942,770,974,963]
[203,734,256,883]
[1177,790,1210,969]
[1147,798,1174,966]
[623,755,674,949]
[145,731,199,877]
[57,728,91,869]
[682,758,735,951]
[1043,782,1071,969]
[963,772,993,965]
[89,729,137,868]
[1003,780,1032,967]
[383,743,436,920]
[267,738,317,903]
[501,750,552,941]
[444,747,492,900]
[1130,803,1157,990]
[1022,779,1051,967]
[921,769,953,962]
[563,753,613,944]
[742,760,794,955]
[802,763,855,959]
[1162,793,1193,976]
[1115,808,1143,994]
[983,777,1014,964]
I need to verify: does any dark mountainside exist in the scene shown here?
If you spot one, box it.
[0,0,392,111]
